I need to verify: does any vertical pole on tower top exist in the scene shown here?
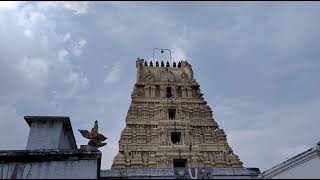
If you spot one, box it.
[153,48,172,62]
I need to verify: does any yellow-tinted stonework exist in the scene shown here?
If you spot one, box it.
[111,58,242,170]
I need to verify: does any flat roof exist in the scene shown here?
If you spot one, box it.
[24,116,71,127]
[0,149,101,163]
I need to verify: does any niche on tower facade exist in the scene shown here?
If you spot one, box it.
[168,109,176,119]
[171,132,181,144]
[173,159,187,168]
[166,87,173,98]
[161,70,175,82]
[155,85,160,97]
[177,86,182,97]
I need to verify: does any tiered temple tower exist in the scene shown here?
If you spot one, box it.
[111,58,242,170]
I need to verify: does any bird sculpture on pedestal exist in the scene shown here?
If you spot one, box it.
[78,120,108,148]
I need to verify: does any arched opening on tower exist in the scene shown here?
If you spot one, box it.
[177,86,182,97]
[168,109,176,119]
[173,159,187,168]
[166,87,172,98]
[171,132,181,144]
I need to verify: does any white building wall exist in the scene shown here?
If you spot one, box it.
[0,159,98,179]
[58,126,75,149]
[272,157,320,179]
[26,121,63,150]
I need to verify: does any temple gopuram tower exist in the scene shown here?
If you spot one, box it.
[111,58,243,170]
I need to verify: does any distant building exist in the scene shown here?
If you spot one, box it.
[261,142,320,179]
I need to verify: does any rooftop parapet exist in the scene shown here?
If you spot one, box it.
[143,59,182,68]
[25,116,77,150]
[135,58,195,84]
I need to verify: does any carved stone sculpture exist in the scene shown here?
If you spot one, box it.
[79,120,108,148]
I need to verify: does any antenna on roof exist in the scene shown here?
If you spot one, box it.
[153,48,172,62]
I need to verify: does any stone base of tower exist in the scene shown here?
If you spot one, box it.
[100,167,261,179]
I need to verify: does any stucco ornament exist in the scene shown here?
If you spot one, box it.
[79,120,108,148]
[177,170,185,177]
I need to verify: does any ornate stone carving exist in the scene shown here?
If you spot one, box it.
[78,120,107,148]
[132,85,144,97]
[180,72,189,83]
[160,69,175,82]
[111,59,243,170]
[146,70,154,82]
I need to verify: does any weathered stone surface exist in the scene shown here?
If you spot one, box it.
[0,149,101,179]
[0,116,101,179]
[101,167,260,179]
[79,120,108,148]
[25,116,77,150]
[111,59,243,170]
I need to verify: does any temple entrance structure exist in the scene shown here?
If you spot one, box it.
[111,58,243,170]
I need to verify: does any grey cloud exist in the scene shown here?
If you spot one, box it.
[214,96,320,170]
[0,2,320,170]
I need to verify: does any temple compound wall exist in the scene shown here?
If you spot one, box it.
[0,116,101,179]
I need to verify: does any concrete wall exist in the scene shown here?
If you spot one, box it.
[101,167,261,179]
[271,157,320,179]
[0,116,99,179]
[58,126,75,150]
[25,116,77,150]
[0,159,98,179]
[26,121,63,150]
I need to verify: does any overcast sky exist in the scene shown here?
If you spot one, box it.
[0,1,320,171]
